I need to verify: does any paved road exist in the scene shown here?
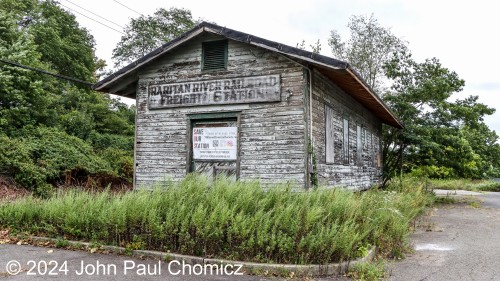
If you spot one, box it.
[0,245,349,281]
[0,244,276,281]
[479,192,500,209]
[389,191,500,281]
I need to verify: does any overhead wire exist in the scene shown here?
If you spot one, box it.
[62,0,124,29]
[112,0,143,16]
[0,58,94,87]
[0,2,147,87]
[59,3,125,34]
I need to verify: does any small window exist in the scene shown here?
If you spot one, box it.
[202,40,228,71]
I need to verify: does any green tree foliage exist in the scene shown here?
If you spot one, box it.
[0,13,59,133]
[329,14,500,180]
[383,51,500,179]
[112,7,196,68]
[0,0,97,81]
[328,14,408,93]
[0,1,135,194]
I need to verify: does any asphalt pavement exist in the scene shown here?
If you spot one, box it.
[0,244,275,281]
[389,191,500,281]
[0,244,348,281]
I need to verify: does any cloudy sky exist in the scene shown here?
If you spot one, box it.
[62,0,500,134]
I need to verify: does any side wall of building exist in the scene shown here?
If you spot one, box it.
[311,69,383,189]
[134,33,307,188]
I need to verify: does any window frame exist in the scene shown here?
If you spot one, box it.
[186,112,241,178]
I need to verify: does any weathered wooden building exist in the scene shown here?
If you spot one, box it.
[94,22,403,189]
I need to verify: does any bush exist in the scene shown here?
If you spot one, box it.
[88,131,134,151]
[60,110,95,139]
[0,127,113,193]
[99,148,133,180]
[408,165,455,179]
[0,175,432,264]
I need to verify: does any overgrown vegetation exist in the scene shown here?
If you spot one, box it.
[429,179,500,192]
[0,175,432,264]
[348,260,387,281]
[0,0,135,195]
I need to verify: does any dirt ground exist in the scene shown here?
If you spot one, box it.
[0,175,134,202]
[0,176,30,202]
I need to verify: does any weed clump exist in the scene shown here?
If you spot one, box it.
[348,260,387,280]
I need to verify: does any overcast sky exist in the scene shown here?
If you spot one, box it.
[62,0,500,135]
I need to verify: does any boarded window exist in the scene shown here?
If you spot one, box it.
[367,130,373,166]
[343,117,349,164]
[356,125,362,166]
[364,128,369,152]
[374,135,381,168]
[202,40,228,71]
[325,105,335,163]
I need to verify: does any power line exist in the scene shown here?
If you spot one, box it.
[59,3,125,35]
[112,0,142,16]
[62,0,124,29]
[0,58,94,87]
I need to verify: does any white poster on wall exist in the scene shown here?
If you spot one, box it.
[193,127,238,160]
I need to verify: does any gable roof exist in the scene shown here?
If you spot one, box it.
[93,22,403,129]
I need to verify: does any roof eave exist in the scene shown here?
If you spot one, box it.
[93,25,207,92]
[93,21,404,129]
[345,68,404,129]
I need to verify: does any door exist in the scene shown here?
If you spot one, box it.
[190,118,238,180]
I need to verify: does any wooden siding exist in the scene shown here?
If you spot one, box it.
[134,33,307,188]
[311,69,382,189]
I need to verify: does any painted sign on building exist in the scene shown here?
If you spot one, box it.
[193,127,238,160]
[148,74,280,109]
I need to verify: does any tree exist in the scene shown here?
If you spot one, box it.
[329,14,500,182]
[296,39,322,54]
[383,55,500,179]
[112,7,197,68]
[0,0,137,194]
[328,14,408,93]
[0,0,97,82]
[0,12,59,135]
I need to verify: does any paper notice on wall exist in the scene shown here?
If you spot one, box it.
[193,127,237,160]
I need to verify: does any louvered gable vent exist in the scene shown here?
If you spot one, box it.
[202,40,228,71]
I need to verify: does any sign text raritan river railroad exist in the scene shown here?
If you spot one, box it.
[148,75,280,109]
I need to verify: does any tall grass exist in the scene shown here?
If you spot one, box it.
[0,174,431,264]
[429,178,500,192]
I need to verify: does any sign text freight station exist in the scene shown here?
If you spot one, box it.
[148,75,280,108]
